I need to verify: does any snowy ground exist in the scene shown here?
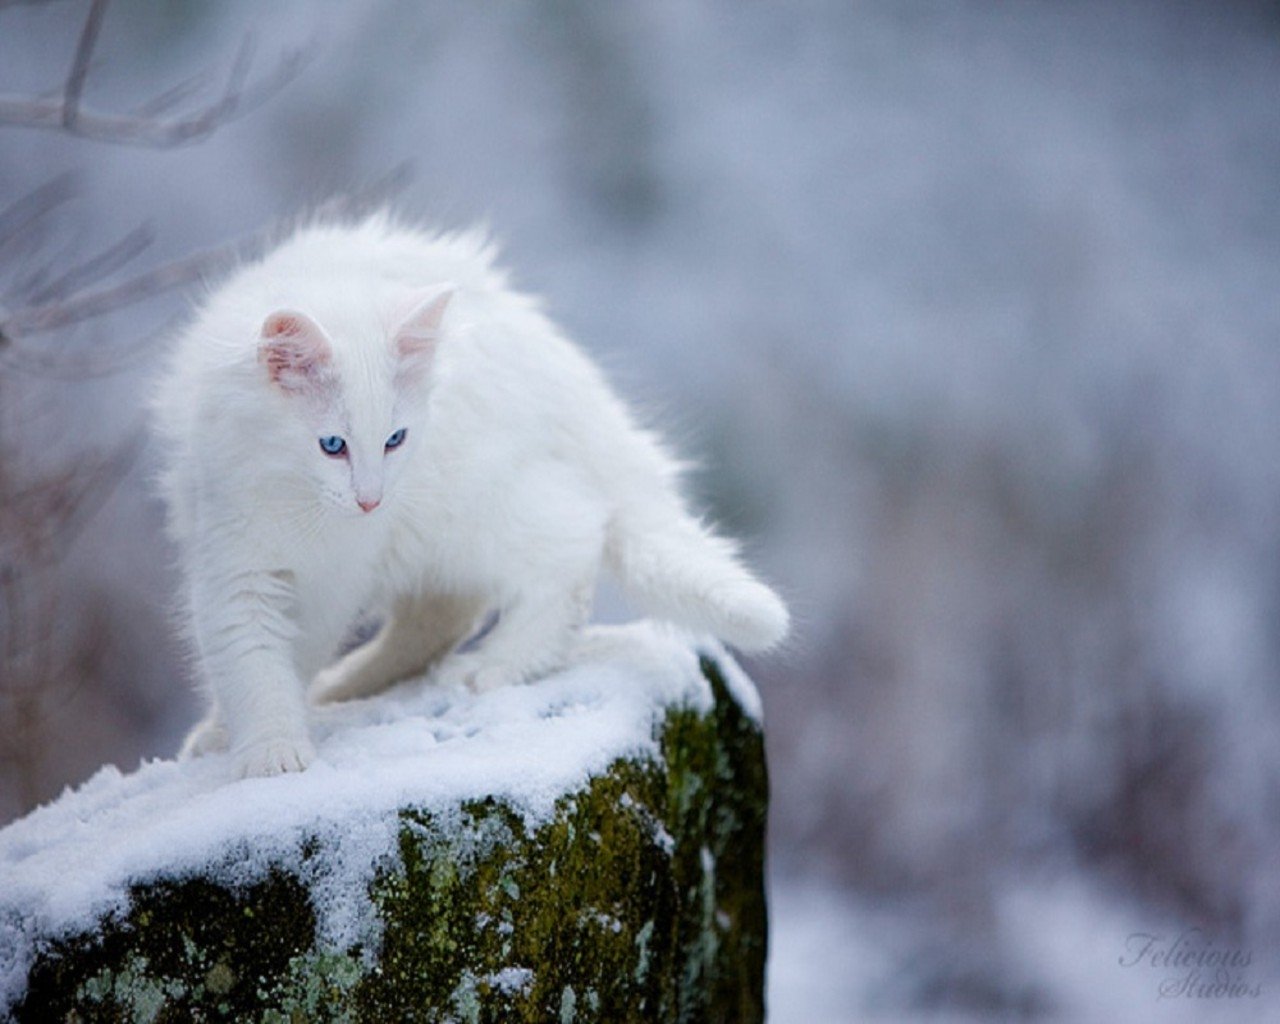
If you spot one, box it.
[768,875,1279,1023]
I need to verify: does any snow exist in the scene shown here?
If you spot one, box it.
[0,623,742,1013]
[767,872,1280,1023]
[767,880,895,1024]
[485,966,534,995]
[709,643,764,722]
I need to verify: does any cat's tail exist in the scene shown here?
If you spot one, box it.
[605,499,790,653]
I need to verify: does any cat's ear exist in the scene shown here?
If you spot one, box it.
[392,285,454,381]
[258,310,333,394]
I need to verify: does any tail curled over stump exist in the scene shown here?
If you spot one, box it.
[605,504,789,652]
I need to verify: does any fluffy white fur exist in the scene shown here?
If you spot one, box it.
[153,214,788,778]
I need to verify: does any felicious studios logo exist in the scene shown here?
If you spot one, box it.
[1120,929,1261,1001]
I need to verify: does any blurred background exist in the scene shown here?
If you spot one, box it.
[2,1,1279,1019]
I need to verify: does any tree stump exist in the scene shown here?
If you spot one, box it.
[0,624,768,1022]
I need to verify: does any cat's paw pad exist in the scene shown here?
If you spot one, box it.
[235,736,316,778]
[179,718,230,759]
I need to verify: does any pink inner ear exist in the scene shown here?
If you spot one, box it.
[263,312,311,340]
[259,310,332,392]
[397,331,433,361]
[394,287,454,364]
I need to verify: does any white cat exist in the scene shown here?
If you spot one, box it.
[153,214,788,778]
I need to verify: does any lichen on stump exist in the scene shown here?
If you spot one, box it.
[0,626,767,1022]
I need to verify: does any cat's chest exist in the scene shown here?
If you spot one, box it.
[285,522,388,644]
[272,513,388,598]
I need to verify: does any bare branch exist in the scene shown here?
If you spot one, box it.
[0,312,177,379]
[0,51,310,146]
[49,423,146,550]
[0,1,312,147]
[0,420,144,557]
[5,242,235,336]
[0,173,77,251]
[62,0,109,129]
[0,162,414,364]
[129,68,213,119]
[24,223,153,306]
[220,32,256,121]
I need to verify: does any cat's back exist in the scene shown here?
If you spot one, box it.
[192,217,506,358]
[256,216,506,303]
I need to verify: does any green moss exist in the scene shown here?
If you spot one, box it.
[14,651,767,1023]
[21,867,317,1023]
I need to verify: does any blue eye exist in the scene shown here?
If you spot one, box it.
[319,435,347,456]
[385,428,407,450]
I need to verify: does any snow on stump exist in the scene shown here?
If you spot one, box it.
[0,624,767,1022]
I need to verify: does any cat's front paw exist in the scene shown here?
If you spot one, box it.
[234,735,316,778]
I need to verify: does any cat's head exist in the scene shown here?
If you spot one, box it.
[256,286,452,516]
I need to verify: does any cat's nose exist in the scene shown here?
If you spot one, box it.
[357,497,381,513]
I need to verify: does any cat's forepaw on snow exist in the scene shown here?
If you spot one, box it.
[234,735,316,778]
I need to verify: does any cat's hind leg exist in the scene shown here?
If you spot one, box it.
[178,708,229,759]
[429,573,595,693]
[311,590,485,704]
[427,465,605,693]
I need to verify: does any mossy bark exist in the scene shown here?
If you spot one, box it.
[14,653,767,1023]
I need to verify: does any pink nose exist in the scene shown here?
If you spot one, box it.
[357,497,381,513]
